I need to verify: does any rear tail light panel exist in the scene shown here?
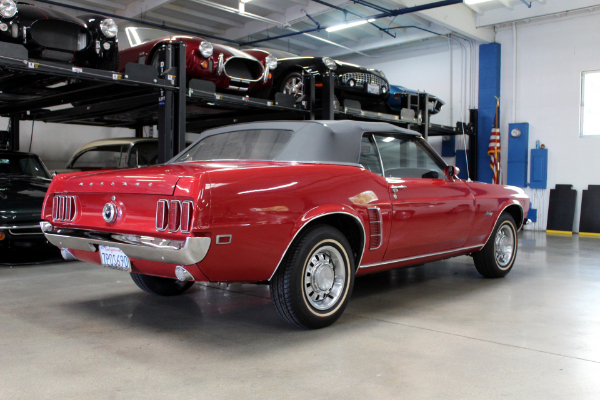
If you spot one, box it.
[156,199,193,233]
[52,195,77,222]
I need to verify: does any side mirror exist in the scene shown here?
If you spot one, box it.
[444,166,460,179]
[52,171,58,177]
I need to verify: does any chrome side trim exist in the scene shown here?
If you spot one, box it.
[480,203,525,247]
[42,227,211,265]
[268,211,366,281]
[360,245,483,269]
[367,207,382,250]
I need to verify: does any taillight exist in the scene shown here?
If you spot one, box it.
[367,207,382,250]
[156,199,169,231]
[168,200,181,232]
[156,199,193,233]
[181,201,193,233]
[52,195,77,222]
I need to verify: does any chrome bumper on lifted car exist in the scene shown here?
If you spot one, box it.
[40,222,211,265]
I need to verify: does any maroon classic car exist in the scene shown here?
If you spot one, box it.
[40,121,529,329]
[119,27,276,93]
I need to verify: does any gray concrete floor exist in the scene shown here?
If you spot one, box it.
[1,231,599,399]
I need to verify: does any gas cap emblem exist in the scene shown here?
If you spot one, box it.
[103,202,118,223]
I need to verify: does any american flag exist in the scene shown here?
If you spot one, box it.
[488,98,501,184]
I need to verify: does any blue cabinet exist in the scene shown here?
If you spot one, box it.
[507,123,529,188]
[530,148,548,189]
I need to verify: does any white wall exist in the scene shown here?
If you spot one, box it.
[497,11,600,232]
[337,36,478,168]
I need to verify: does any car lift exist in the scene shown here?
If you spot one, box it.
[0,41,478,179]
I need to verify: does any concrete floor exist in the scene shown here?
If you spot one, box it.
[1,231,599,399]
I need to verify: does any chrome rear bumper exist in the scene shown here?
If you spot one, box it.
[40,222,210,265]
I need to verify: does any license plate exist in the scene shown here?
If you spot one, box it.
[99,245,131,272]
[367,83,379,94]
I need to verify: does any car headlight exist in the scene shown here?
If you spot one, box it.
[265,54,277,70]
[0,0,17,18]
[381,85,387,94]
[199,41,213,58]
[100,19,118,38]
[322,57,337,71]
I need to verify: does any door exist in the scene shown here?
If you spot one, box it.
[373,134,475,260]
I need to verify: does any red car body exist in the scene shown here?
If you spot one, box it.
[119,35,274,93]
[40,121,529,328]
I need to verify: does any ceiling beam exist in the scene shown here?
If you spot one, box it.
[498,0,515,10]
[464,3,483,15]
[145,12,226,35]
[478,0,600,27]
[162,4,245,28]
[120,0,176,18]
[388,0,495,42]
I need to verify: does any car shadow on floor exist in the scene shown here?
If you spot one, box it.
[0,247,63,266]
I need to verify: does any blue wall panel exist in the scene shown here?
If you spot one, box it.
[477,43,502,183]
[441,135,456,157]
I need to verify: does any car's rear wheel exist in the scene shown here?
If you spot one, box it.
[130,272,194,296]
[270,225,355,329]
[472,213,518,278]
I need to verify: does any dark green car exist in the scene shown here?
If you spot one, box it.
[0,150,57,254]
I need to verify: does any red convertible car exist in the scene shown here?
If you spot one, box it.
[40,121,529,329]
[119,27,276,93]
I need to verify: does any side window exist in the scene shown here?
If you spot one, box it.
[359,135,383,176]
[129,142,159,167]
[374,135,445,179]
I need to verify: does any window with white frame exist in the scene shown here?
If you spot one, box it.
[581,71,600,136]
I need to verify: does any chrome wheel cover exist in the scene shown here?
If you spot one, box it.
[494,223,515,269]
[303,245,346,311]
[283,76,304,100]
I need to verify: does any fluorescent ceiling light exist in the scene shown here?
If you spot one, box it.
[326,18,375,32]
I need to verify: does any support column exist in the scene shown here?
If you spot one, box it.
[9,114,19,151]
[173,42,187,156]
[321,72,335,120]
[477,43,501,184]
[135,126,144,138]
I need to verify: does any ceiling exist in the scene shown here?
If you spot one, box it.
[25,0,600,55]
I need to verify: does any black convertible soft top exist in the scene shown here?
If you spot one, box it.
[174,120,420,165]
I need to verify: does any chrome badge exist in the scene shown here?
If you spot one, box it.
[103,202,118,223]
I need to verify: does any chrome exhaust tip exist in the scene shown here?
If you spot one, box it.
[61,248,78,261]
[175,266,195,282]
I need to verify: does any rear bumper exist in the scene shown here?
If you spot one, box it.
[40,222,211,265]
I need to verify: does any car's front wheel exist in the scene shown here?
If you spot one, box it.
[472,213,518,278]
[270,225,355,329]
[130,273,194,296]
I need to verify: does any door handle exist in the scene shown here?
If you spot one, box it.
[391,185,407,193]
[390,185,406,199]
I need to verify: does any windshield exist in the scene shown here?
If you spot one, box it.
[174,129,293,163]
[125,27,175,47]
[0,154,50,179]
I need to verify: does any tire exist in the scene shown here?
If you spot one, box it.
[130,272,194,296]
[279,72,304,102]
[473,213,518,278]
[270,225,355,329]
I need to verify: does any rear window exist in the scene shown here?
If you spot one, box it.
[174,129,293,163]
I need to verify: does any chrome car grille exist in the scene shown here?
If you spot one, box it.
[340,72,386,87]
[30,20,89,52]
[224,57,264,82]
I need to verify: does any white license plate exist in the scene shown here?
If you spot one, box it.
[367,83,379,94]
[99,245,131,272]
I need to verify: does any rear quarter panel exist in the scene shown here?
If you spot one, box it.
[198,163,391,282]
[463,182,529,248]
